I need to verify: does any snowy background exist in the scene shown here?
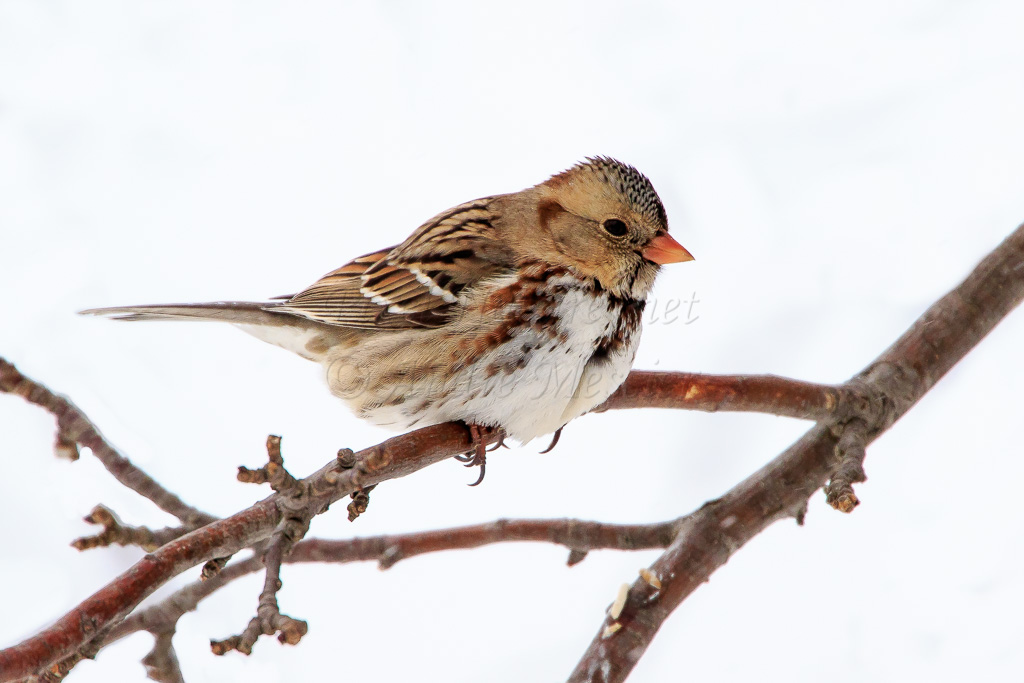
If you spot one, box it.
[3,1,1024,681]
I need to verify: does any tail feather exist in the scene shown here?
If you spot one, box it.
[80,302,352,361]
[80,301,290,326]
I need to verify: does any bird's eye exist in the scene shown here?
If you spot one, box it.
[602,219,628,237]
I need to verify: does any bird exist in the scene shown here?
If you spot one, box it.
[82,157,694,484]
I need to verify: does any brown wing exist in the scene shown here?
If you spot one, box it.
[273,197,513,330]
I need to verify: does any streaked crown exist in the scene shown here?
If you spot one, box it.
[549,156,668,230]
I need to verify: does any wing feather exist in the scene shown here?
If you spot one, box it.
[274,197,514,329]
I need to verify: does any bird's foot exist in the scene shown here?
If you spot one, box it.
[455,422,499,486]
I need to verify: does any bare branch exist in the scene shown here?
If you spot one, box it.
[346,484,375,521]
[235,435,301,492]
[12,624,113,683]
[106,516,683,646]
[212,436,311,654]
[569,222,1024,682]
[599,371,842,421]
[108,555,263,645]
[0,499,280,681]
[0,359,216,528]
[208,529,309,654]
[824,418,869,512]
[71,505,188,552]
[0,420,488,679]
[140,630,184,683]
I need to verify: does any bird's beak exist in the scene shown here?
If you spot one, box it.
[642,232,694,264]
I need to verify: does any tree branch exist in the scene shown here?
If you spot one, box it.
[0,500,279,682]
[0,359,216,528]
[140,629,184,683]
[568,222,1024,682]
[105,517,683,647]
[0,422,493,681]
[71,505,189,552]
[210,436,311,655]
[599,371,841,421]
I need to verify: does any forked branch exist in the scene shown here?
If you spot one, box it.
[211,436,311,655]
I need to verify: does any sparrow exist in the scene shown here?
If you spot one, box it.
[82,157,694,484]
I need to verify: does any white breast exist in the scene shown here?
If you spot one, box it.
[425,278,639,442]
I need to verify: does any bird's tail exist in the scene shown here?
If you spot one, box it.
[81,301,288,325]
[80,302,349,361]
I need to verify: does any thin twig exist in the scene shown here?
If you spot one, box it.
[106,516,683,646]
[208,530,309,655]
[0,359,216,528]
[212,437,311,654]
[824,418,869,512]
[0,500,280,681]
[140,630,184,683]
[71,505,189,552]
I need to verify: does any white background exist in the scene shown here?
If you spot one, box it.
[2,2,1024,681]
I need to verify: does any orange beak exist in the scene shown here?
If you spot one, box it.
[642,232,694,265]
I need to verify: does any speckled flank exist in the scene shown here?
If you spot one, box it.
[324,265,645,443]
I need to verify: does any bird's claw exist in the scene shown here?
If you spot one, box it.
[538,427,564,454]
[459,423,498,486]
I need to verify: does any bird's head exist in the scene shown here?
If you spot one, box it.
[521,157,693,298]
